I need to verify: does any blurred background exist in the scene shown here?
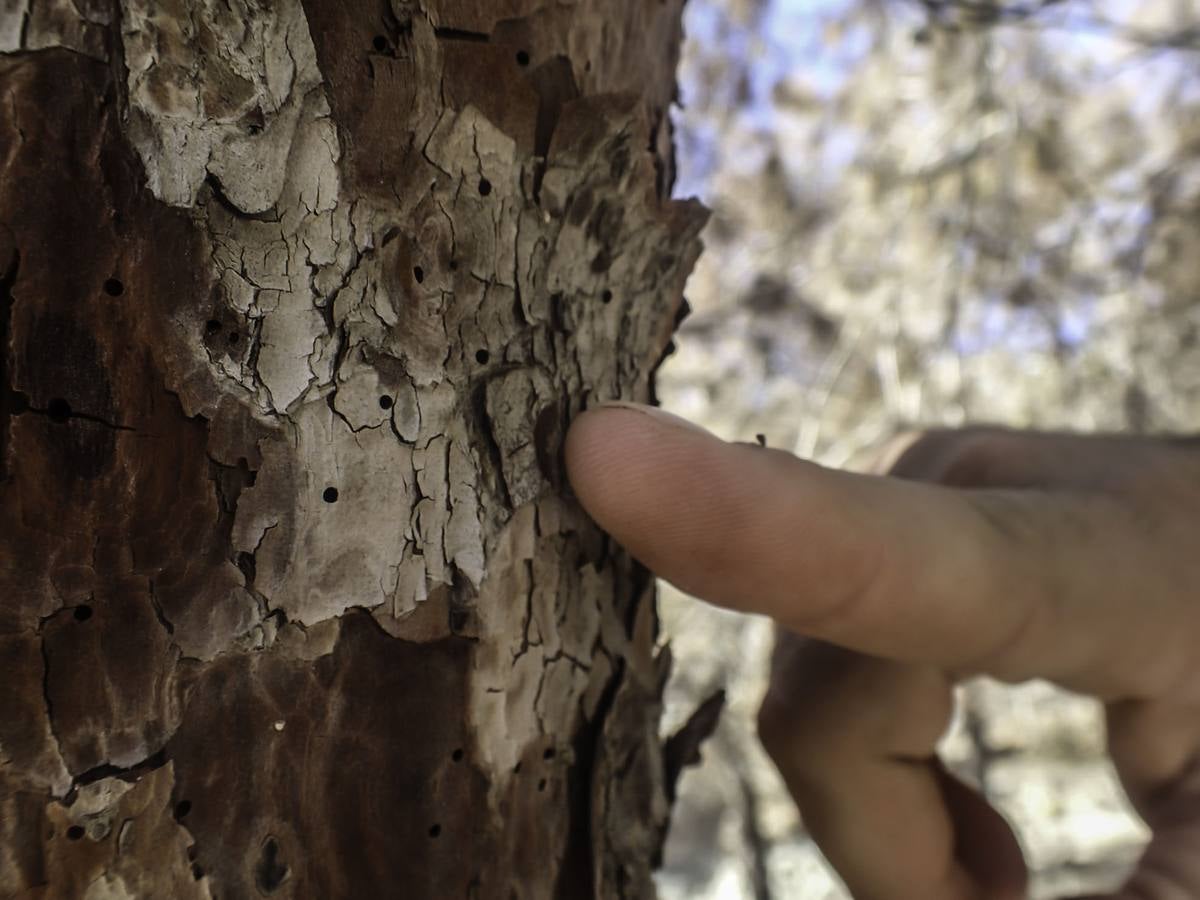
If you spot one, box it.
[654,0,1200,896]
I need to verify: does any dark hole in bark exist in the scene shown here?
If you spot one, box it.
[452,748,464,762]
[236,551,256,583]
[428,824,441,838]
[322,487,339,504]
[413,266,424,283]
[205,319,222,334]
[73,605,93,622]
[378,395,393,410]
[478,178,492,196]
[449,259,459,271]
[9,390,28,414]
[372,34,387,52]
[475,349,489,365]
[66,825,85,840]
[256,837,289,893]
[228,331,239,345]
[543,747,556,760]
[601,290,613,304]
[47,397,71,422]
[103,277,124,296]
[537,778,547,792]
[174,800,192,820]
[516,50,530,66]
[192,864,204,881]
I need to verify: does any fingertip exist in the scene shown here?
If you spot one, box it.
[564,402,721,534]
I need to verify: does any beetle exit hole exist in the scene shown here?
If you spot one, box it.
[103,277,124,297]
[66,825,85,841]
[478,178,492,196]
[256,836,289,893]
[322,487,339,504]
[73,605,93,622]
[47,397,71,423]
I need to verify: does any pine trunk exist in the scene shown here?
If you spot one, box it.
[0,2,704,897]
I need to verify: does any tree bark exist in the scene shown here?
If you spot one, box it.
[0,2,704,897]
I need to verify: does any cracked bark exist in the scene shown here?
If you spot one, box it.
[0,1,705,898]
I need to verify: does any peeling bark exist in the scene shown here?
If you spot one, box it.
[0,1,704,897]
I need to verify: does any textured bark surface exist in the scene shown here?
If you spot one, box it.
[0,2,705,897]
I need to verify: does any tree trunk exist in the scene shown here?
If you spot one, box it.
[0,2,704,897]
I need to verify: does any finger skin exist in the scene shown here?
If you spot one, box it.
[759,633,1027,900]
[564,404,1194,697]
[567,406,1200,900]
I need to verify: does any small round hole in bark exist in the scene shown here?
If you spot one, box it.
[474,349,489,365]
[516,50,530,66]
[372,34,387,52]
[413,266,424,283]
[228,331,239,345]
[174,800,192,820]
[428,824,441,838]
[478,178,492,196]
[103,277,124,296]
[322,487,339,504]
[601,290,613,304]
[448,259,459,271]
[452,748,464,762]
[74,605,93,622]
[537,778,547,792]
[9,390,29,414]
[205,319,222,334]
[47,397,71,423]
[542,747,555,760]
[256,837,289,893]
[66,825,85,840]
[378,395,393,410]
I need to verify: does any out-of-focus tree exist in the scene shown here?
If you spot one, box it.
[672,0,1200,455]
[657,1,1200,897]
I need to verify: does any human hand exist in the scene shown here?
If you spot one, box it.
[564,403,1200,900]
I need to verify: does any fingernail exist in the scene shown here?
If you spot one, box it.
[592,401,716,438]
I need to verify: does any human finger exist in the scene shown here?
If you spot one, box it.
[565,404,1194,696]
